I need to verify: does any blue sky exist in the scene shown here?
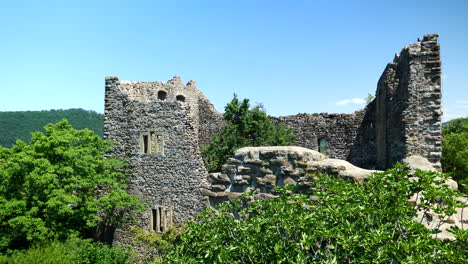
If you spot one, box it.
[1,0,467,121]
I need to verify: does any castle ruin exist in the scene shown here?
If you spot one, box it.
[104,34,442,244]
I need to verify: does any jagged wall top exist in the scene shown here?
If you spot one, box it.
[105,76,198,103]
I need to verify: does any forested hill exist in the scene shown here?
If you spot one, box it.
[0,109,103,147]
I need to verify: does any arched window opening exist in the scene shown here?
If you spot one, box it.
[158,91,167,100]
[176,95,185,102]
[318,138,328,154]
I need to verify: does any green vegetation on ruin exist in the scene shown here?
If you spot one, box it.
[201,94,296,172]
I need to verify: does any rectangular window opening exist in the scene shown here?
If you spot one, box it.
[150,206,173,233]
[143,135,149,154]
[141,131,163,155]
[151,209,157,231]
[159,207,164,232]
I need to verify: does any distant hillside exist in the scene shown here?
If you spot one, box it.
[0,109,103,148]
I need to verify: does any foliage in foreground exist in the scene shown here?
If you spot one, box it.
[130,225,184,263]
[442,117,468,193]
[202,94,296,172]
[156,166,466,263]
[0,237,129,264]
[0,119,143,251]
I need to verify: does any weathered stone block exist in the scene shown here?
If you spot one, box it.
[283,177,296,185]
[211,185,227,192]
[256,174,276,187]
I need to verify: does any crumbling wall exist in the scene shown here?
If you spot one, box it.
[273,112,364,160]
[275,34,442,170]
[104,76,209,246]
[348,102,377,169]
[197,93,225,147]
[203,146,377,206]
[374,34,442,169]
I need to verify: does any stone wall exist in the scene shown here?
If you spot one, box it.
[197,93,225,147]
[104,76,210,246]
[374,33,442,169]
[204,146,377,206]
[273,34,442,170]
[273,112,364,160]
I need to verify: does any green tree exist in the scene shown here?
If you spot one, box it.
[157,166,466,263]
[442,117,468,193]
[0,119,143,251]
[202,95,296,172]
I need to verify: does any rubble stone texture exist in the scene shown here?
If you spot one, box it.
[104,34,444,245]
[205,146,377,206]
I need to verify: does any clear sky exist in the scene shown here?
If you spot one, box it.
[1,0,467,121]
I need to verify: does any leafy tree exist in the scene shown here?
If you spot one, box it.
[202,95,296,172]
[156,166,466,263]
[442,117,468,193]
[0,120,143,251]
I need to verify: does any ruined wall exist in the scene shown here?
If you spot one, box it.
[374,34,442,169]
[104,76,209,246]
[274,34,442,170]
[273,112,364,160]
[197,93,225,146]
[203,146,377,206]
[348,101,377,169]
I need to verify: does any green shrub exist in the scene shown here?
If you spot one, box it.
[156,165,466,263]
[202,94,296,172]
[442,117,468,193]
[0,238,130,264]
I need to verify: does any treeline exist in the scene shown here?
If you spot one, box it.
[0,109,104,147]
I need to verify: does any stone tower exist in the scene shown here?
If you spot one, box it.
[104,76,217,245]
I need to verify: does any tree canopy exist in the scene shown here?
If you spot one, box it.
[202,95,296,172]
[442,117,468,193]
[0,119,142,251]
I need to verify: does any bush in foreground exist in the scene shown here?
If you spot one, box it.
[0,120,143,251]
[156,166,466,263]
[0,237,129,264]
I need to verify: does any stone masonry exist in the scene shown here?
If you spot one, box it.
[204,146,377,206]
[104,34,443,244]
